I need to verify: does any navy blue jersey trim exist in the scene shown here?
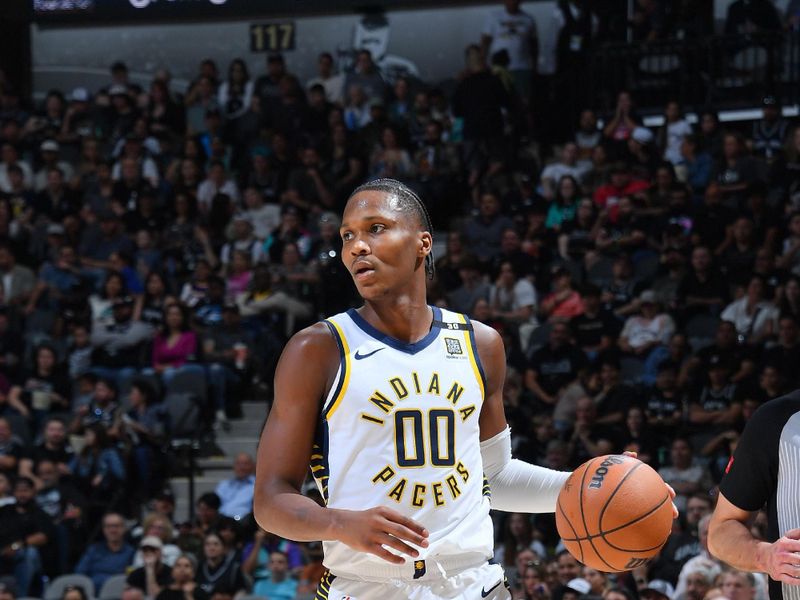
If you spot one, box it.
[346,306,443,354]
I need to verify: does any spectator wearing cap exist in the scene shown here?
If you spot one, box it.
[107,84,137,144]
[127,535,172,599]
[563,577,591,600]
[61,87,94,146]
[753,95,788,162]
[619,290,675,382]
[215,453,255,520]
[220,215,264,271]
[592,163,649,223]
[627,127,658,178]
[34,140,74,193]
[131,515,181,569]
[0,477,54,596]
[689,352,742,443]
[89,295,153,386]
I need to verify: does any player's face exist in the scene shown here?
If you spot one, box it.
[341,191,431,300]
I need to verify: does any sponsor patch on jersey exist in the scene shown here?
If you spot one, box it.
[413,559,426,579]
[444,337,463,355]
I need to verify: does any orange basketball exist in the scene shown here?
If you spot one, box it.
[555,454,673,572]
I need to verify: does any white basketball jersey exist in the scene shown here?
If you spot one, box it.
[311,307,494,580]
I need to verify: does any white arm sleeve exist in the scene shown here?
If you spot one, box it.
[480,426,571,513]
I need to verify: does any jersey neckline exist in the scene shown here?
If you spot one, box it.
[346,306,443,355]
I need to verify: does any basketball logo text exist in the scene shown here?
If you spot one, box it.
[588,456,625,490]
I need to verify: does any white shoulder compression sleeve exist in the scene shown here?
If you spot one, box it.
[480,426,571,513]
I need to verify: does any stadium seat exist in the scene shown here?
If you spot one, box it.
[44,574,95,600]
[98,574,127,600]
[165,392,201,440]
[164,368,207,403]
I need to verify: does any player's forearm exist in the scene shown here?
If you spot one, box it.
[708,517,770,573]
[255,487,341,543]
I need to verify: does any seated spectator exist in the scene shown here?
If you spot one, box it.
[493,513,546,574]
[192,493,221,538]
[643,361,684,436]
[541,143,589,200]
[113,378,167,499]
[135,272,173,329]
[150,303,203,385]
[155,555,203,600]
[195,531,246,597]
[619,290,675,383]
[79,211,135,280]
[540,267,584,322]
[242,529,303,586]
[90,295,153,385]
[69,424,126,520]
[127,536,172,599]
[197,162,239,214]
[568,397,616,468]
[720,275,779,345]
[462,193,515,264]
[658,437,712,514]
[215,453,255,520]
[8,343,70,426]
[202,304,252,426]
[89,272,128,326]
[545,176,581,232]
[34,459,86,574]
[689,355,743,442]
[18,418,74,486]
[594,357,636,425]
[571,284,619,360]
[0,245,35,307]
[592,163,649,222]
[72,377,119,432]
[180,259,212,309]
[689,320,755,388]
[601,254,642,318]
[711,133,760,207]
[0,477,53,596]
[220,216,264,272]
[679,134,713,196]
[252,551,297,600]
[132,513,182,568]
[488,261,538,349]
[525,321,587,407]
[26,245,91,315]
[223,251,253,301]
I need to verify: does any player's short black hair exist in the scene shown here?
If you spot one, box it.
[348,178,435,279]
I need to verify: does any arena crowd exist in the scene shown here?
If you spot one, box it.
[0,0,795,598]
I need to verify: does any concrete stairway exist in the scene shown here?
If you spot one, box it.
[170,401,268,522]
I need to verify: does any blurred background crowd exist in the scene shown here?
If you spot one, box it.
[0,0,797,598]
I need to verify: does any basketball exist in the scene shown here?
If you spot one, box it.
[555,454,673,572]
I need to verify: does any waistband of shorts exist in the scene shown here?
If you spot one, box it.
[331,554,489,583]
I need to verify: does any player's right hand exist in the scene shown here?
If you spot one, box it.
[332,506,430,564]
[761,528,800,584]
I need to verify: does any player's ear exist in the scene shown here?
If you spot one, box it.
[419,231,433,258]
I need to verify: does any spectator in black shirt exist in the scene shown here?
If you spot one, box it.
[711,132,761,207]
[724,0,782,34]
[690,320,755,387]
[689,355,743,442]
[643,361,685,436]
[33,168,79,223]
[720,217,758,287]
[525,320,587,407]
[594,356,636,425]
[761,314,800,387]
[195,531,247,597]
[156,555,206,600]
[571,283,620,359]
[0,477,53,596]
[127,536,173,598]
[677,246,728,318]
[18,418,73,487]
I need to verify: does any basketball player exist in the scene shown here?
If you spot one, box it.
[254,179,672,599]
[708,392,800,600]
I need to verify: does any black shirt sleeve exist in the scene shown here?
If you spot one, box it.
[718,394,800,511]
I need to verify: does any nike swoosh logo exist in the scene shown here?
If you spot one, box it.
[354,348,384,360]
[481,581,502,598]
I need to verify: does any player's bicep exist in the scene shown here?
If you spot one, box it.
[472,321,509,441]
[256,325,337,493]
